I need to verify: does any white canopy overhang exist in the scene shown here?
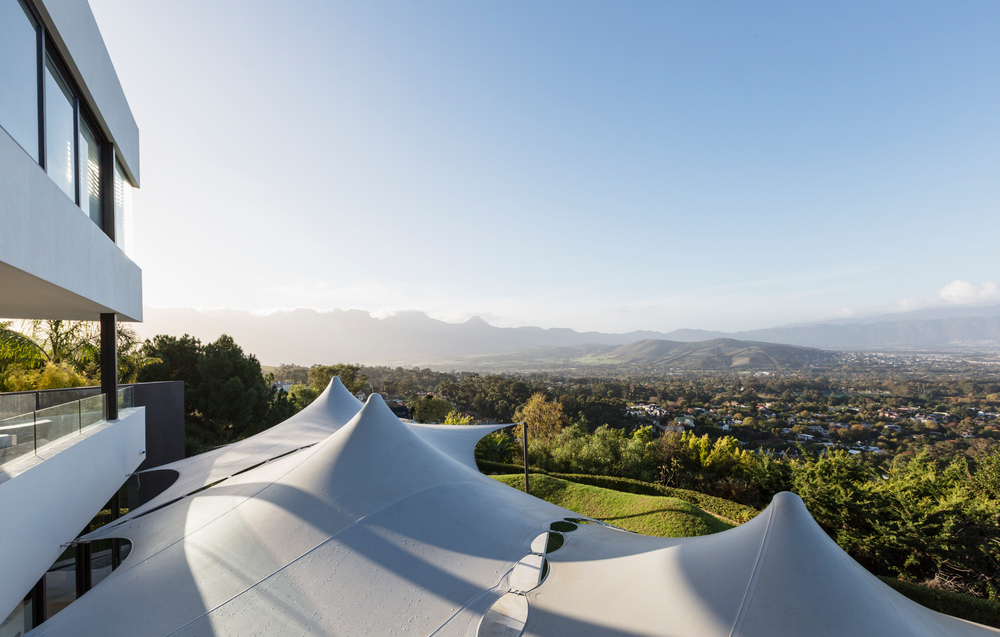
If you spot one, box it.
[27,378,999,636]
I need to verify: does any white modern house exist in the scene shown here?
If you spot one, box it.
[1,0,147,632]
[2,2,998,636]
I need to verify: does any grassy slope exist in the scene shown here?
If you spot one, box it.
[475,460,759,523]
[493,474,733,537]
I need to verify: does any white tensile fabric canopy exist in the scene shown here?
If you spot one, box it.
[29,379,999,636]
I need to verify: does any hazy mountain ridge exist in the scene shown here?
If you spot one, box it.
[462,338,830,371]
[139,307,669,366]
[727,316,1000,350]
[138,305,1000,367]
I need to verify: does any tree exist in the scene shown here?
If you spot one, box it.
[4,362,88,391]
[972,446,1000,500]
[139,333,296,455]
[286,364,369,411]
[438,373,531,422]
[653,431,699,487]
[273,363,308,385]
[1,319,155,389]
[115,325,159,383]
[514,393,566,445]
[139,334,203,409]
[444,411,473,425]
[195,335,273,440]
[288,385,320,411]
[475,430,519,464]
[0,320,96,381]
[407,395,453,423]
[308,364,368,395]
[792,450,883,563]
[1,321,47,370]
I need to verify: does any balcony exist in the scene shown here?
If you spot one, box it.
[0,391,146,624]
[0,387,134,471]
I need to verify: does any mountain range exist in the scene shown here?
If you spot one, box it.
[457,338,833,371]
[136,305,1000,368]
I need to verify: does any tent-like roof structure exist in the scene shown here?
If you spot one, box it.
[30,379,1000,636]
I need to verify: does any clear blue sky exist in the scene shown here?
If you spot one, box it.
[90,0,999,333]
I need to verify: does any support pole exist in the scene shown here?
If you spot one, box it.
[74,541,92,598]
[110,490,121,569]
[30,576,46,627]
[100,313,117,421]
[522,422,529,495]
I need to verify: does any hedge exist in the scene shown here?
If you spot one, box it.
[878,577,1000,628]
[476,459,549,475]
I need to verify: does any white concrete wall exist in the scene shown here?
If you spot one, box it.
[0,129,143,321]
[0,408,145,619]
[29,0,140,185]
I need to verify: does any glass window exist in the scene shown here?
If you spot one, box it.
[0,0,40,161]
[79,118,102,226]
[113,161,132,253]
[0,592,34,635]
[44,546,76,620]
[44,53,76,202]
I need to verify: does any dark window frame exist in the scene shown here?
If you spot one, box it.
[78,110,106,226]
[42,49,78,202]
[18,0,114,229]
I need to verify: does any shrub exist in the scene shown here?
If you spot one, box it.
[878,577,1000,628]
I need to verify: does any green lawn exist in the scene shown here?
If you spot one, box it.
[493,473,733,537]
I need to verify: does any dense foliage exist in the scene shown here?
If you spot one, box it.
[439,373,531,422]
[0,319,152,390]
[521,413,1000,599]
[138,334,296,455]
[285,363,369,410]
[362,366,457,397]
[793,450,1000,600]
[406,395,453,423]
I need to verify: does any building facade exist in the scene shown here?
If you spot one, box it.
[1,0,141,322]
[1,0,147,632]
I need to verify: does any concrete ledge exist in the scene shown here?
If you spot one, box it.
[0,131,142,321]
[0,407,145,618]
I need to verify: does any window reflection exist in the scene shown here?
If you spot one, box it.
[79,119,102,227]
[0,0,40,161]
[0,593,34,636]
[114,161,131,253]
[1,0,137,253]
[44,546,76,620]
[44,54,76,202]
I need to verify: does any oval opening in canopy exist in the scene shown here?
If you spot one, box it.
[531,530,565,554]
[478,592,528,637]
[508,554,546,593]
[549,521,577,533]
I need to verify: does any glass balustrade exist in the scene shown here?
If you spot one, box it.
[80,393,106,430]
[0,412,36,467]
[117,386,133,411]
[0,390,135,470]
[34,401,83,453]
